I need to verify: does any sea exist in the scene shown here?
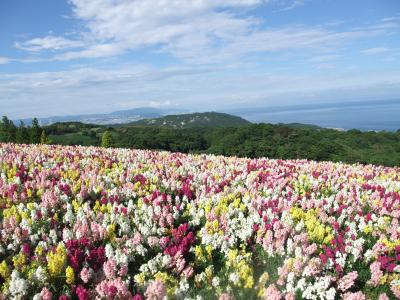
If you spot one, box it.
[233,99,400,132]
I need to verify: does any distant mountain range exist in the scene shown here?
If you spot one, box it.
[126,112,251,129]
[15,107,187,126]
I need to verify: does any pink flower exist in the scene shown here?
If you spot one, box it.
[293,259,303,274]
[265,284,281,300]
[40,287,53,300]
[147,236,159,248]
[305,243,318,255]
[369,261,383,287]
[41,190,58,209]
[159,236,169,248]
[132,232,143,245]
[285,293,295,300]
[103,259,117,279]
[182,266,194,278]
[119,264,129,277]
[378,293,390,300]
[80,267,93,284]
[342,291,366,300]
[219,293,233,300]
[96,278,132,299]
[390,282,400,299]
[338,271,358,292]
[144,280,166,300]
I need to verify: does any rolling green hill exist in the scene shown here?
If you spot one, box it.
[126,112,251,129]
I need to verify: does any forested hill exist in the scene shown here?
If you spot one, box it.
[126,112,251,128]
[1,114,400,167]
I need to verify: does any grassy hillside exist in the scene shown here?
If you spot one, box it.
[127,112,251,129]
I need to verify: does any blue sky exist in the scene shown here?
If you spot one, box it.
[0,0,399,119]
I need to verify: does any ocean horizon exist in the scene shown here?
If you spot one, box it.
[233,99,400,132]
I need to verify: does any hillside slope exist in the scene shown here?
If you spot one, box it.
[127,112,251,129]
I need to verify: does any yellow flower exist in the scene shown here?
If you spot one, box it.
[205,245,213,258]
[154,271,168,283]
[65,266,75,284]
[205,266,214,282]
[135,273,145,285]
[35,245,44,256]
[12,253,26,270]
[194,246,205,263]
[381,238,400,252]
[93,200,101,213]
[291,207,333,244]
[212,220,219,231]
[0,261,10,278]
[237,261,254,288]
[107,223,116,240]
[259,272,269,285]
[72,199,81,213]
[47,243,67,277]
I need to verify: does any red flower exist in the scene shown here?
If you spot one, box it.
[86,247,106,272]
[76,285,90,300]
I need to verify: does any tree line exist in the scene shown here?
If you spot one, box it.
[109,125,400,167]
[0,116,50,144]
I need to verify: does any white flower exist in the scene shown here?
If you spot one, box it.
[178,278,189,293]
[49,229,58,244]
[212,276,220,287]
[229,272,239,284]
[33,294,42,300]
[9,270,29,298]
[114,249,128,265]
[326,287,336,300]
[33,266,48,283]
[105,243,114,259]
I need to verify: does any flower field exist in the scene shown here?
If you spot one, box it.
[0,143,399,300]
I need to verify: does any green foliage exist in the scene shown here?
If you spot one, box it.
[0,116,16,142]
[49,133,99,146]
[40,130,51,144]
[47,122,400,166]
[45,122,99,135]
[101,130,115,148]
[16,121,30,144]
[30,118,42,143]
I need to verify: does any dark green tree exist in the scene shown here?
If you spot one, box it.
[30,118,42,143]
[16,121,30,144]
[0,116,16,142]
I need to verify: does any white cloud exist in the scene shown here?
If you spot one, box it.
[308,55,341,62]
[13,0,398,64]
[360,47,390,55]
[148,100,173,108]
[15,36,84,52]
[275,0,305,12]
[0,57,11,64]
